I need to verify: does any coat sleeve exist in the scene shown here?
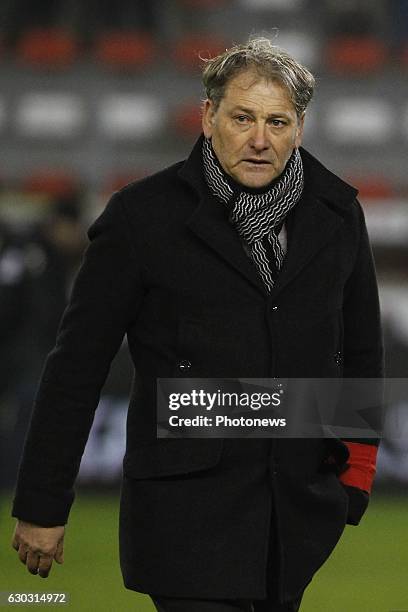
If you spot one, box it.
[12,191,144,527]
[339,199,384,525]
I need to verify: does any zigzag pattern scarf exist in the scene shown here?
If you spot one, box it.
[202,136,304,292]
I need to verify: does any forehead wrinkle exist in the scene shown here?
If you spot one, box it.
[231,104,293,120]
[221,76,296,119]
[224,95,295,121]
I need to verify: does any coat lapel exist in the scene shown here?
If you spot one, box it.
[269,189,344,300]
[269,146,358,300]
[186,191,268,295]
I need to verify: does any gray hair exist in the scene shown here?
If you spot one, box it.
[201,36,315,117]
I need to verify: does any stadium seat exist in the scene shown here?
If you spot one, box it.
[325,98,393,144]
[347,177,395,201]
[98,94,165,139]
[94,32,156,70]
[172,34,227,70]
[16,92,85,138]
[239,0,304,9]
[16,28,78,68]
[23,171,79,197]
[105,171,150,194]
[273,31,318,67]
[172,102,202,138]
[326,36,388,74]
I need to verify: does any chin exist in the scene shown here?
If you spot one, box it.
[239,175,275,189]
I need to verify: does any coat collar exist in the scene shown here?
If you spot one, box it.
[178,134,359,299]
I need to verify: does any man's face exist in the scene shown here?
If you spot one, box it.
[202,69,305,189]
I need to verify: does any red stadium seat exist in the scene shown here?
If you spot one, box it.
[16,28,78,68]
[347,177,395,201]
[105,171,150,194]
[172,102,202,138]
[94,32,156,70]
[24,171,79,197]
[326,36,388,74]
[172,34,227,70]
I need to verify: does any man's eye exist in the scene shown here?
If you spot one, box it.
[270,119,285,127]
[235,115,250,123]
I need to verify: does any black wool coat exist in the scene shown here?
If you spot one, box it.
[12,136,384,603]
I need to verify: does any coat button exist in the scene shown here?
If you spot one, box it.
[178,359,192,372]
[271,305,278,311]
[334,351,343,366]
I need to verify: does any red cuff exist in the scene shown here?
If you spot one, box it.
[338,442,378,493]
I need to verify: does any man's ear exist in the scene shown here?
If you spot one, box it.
[202,99,216,138]
[295,112,305,148]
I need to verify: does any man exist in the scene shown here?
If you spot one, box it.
[11,38,383,611]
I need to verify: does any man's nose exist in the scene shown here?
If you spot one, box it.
[250,124,270,152]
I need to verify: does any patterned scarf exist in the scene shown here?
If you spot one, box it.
[202,136,304,292]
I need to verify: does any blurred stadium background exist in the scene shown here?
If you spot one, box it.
[0,0,407,610]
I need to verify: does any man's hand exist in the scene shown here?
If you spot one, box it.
[11,520,65,578]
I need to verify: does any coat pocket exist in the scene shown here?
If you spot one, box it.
[123,438,223,479]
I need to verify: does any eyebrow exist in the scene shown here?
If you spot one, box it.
[231,106,292,119]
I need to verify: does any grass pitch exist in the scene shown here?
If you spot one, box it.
[1,490,407,611]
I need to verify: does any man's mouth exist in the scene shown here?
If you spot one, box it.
[243,159,271,165]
